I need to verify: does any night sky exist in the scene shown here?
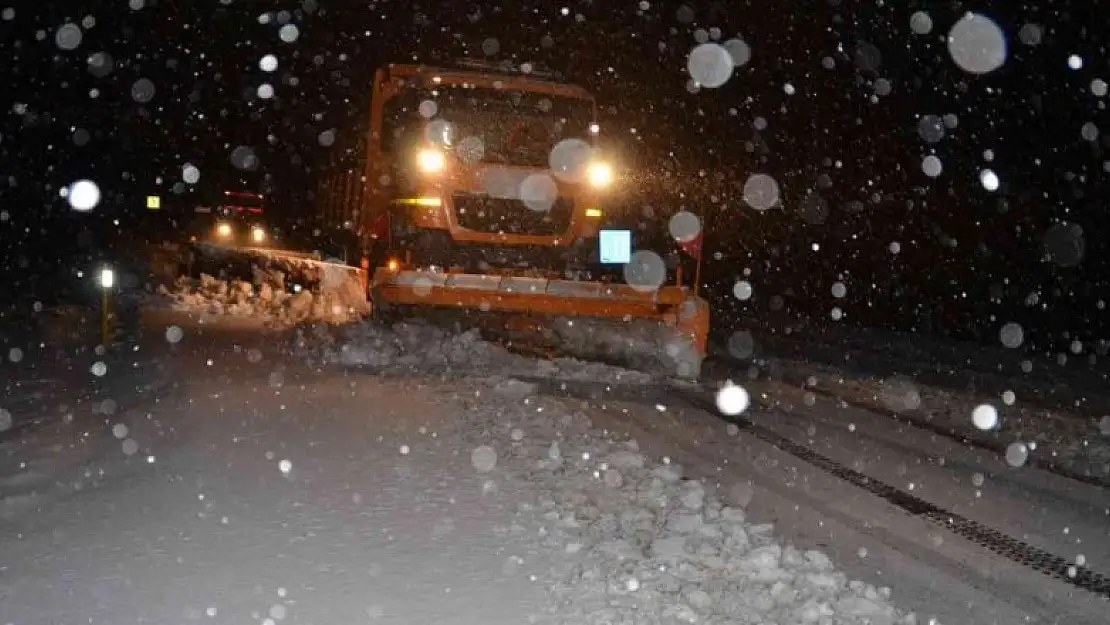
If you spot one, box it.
[2,1,1109,353]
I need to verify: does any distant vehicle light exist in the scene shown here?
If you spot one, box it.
[251,226,267,242]
[216,222,233,238]
[586,162,614,188]
[416,149,446,173]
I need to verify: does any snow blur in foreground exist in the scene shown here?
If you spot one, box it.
[464,379,913,625]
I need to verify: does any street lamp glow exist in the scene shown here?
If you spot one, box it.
[99,268,115,289]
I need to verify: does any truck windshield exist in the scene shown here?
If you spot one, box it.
[382,85,596,168]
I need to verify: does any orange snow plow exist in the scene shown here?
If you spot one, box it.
[317,60,710,378]
[371,267,709,378]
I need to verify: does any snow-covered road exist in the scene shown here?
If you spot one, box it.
[723,325,1110,479]
[0,308,1107,624]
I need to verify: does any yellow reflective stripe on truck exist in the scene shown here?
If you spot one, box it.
[392,197,442,207]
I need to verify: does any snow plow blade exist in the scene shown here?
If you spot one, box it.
[372,269,709,380]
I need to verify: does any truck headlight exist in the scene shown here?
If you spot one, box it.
[216,222,233,238]
[416,149,446,174]
[251,226,266,243]
[586,162,613,188]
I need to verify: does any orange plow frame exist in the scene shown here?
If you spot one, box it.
[371,267,710,371]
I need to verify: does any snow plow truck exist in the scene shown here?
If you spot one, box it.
[314,60,709,379]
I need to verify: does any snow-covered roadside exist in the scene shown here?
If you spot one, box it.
[451,376,913,625]
[1,300,140,365]
[0,343,177,522]
[725,323,1110,412]
[717,324,1110,482]
[739,353,1110,482]
[820,364,1108,478]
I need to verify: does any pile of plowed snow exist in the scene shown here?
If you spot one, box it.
[544,316,704,380]
[456,378,913,625]
[157,268,369,326]
[295,320,657,385]
[294,315,702,382]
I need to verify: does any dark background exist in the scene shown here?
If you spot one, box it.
[2,0,1108,355]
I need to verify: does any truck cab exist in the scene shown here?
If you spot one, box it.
[312,60,710,378]
[318,60,619,276]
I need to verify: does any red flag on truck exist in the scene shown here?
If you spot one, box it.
[670,210,704,260]
[668,209,710,296]
[676,230,703,260]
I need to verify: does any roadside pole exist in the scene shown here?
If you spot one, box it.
[98,267,115,350]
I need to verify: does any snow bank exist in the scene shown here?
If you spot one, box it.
[456,379,913,625]
[156,267,369,327]
[294,320,657,385]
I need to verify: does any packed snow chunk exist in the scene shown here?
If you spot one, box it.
[664,510,703,534]
[680,480,706,509]
[606,450,647,470]
[738,544,783,572]
[651,462,684,483]
[651,535,689,562]
[492,378,539,399]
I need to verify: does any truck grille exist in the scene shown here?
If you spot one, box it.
[452,193,573,236]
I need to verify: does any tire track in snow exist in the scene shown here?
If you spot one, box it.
[667,382,1110,601]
